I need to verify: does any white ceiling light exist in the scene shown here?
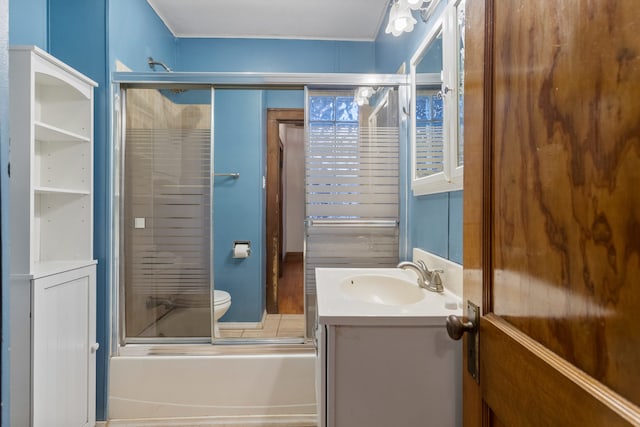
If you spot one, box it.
[385,0,417,37]
[354,87,375,106]
[405,0,425,9]
[386,0,439,36]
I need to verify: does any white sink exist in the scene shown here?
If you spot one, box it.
[316,268,461,326]
[339,274,425,305]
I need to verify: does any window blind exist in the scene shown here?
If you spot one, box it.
[415,89,445,178]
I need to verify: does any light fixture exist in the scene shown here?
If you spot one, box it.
[385,0,417,37]
[405,0,424,9]
[385,0,438,37]
[354,87,375,106]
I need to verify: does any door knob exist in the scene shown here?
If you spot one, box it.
[447,302,480,381]
[446,315,476,340]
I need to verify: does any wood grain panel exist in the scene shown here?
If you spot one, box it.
[481,315,640,426]
[491,0,640,405]
[462,0,487,424]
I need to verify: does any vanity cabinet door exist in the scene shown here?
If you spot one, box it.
[32,265,97,427]
[324,325,460,427]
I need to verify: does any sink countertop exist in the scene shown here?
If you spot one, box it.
[316,268,462,326]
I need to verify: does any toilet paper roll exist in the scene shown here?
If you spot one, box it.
[233,243,250,258]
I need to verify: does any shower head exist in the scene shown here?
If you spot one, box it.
[148,57,172,72]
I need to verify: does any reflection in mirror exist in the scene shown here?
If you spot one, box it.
[413,29,444,180]
[410,0,465,195]
[456,0,465,168]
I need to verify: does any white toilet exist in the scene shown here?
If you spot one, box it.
[213,289,232,337]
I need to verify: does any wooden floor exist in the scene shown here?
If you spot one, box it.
[278,252,304,314]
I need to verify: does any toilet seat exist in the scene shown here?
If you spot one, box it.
[213,290,231,306]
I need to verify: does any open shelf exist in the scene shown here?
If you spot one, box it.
[34,192,92,265]
[34,186,91,196]
[9,45,96,275]
[34,121,91,143]
[34,138,91,193]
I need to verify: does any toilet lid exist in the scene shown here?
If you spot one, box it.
[213,290,231,305]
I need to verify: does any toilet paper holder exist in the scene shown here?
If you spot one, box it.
[232,241,251,258]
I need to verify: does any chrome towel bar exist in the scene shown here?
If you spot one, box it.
[305,219,398,228]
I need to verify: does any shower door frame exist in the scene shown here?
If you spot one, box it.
[111,72,409,348]
[115,84,215,345]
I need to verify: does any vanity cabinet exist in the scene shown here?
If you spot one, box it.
[317,323,461,427]
[9,45,98,427]
[315,267,462,427]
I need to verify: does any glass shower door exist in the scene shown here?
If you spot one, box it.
[121,87,213,341]
[304,87,401,337]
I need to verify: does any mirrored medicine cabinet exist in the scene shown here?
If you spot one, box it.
[410,0,465,195]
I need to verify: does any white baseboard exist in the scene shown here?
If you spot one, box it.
[105,415,317,426]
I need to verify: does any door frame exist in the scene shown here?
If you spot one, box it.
[266,108,304,314]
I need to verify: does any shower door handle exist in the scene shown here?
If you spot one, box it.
[90,343,100,354]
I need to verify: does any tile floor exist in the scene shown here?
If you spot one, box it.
[219,314,305,338]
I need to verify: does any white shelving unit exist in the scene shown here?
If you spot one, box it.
[9,45,98,427]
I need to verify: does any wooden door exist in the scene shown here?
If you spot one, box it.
[462,0,640,425]
[266,109,304,313]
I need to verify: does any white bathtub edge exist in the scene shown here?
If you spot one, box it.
[109,352,317,421]
[105,414,317,426]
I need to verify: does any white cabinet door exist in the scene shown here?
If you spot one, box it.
[31,265,96,427]
[322,324,461,427]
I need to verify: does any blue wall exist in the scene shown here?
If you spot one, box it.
[214,87,302,322]
[411,191,463,264]
[8,0,47,48]
[213,89,266,322]
[109,0,175,71]
[265,90,304,109]
[177,38,375,73]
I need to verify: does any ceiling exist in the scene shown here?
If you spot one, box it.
[147,0,391,41]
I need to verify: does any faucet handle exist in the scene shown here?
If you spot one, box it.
[431,270,445,292]
[415,259,429,272]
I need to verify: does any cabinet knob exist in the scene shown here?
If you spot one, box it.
[90,343,100,353]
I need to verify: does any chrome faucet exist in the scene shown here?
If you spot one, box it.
[397,260,444,293]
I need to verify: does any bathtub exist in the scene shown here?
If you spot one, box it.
[108,344,317,426]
